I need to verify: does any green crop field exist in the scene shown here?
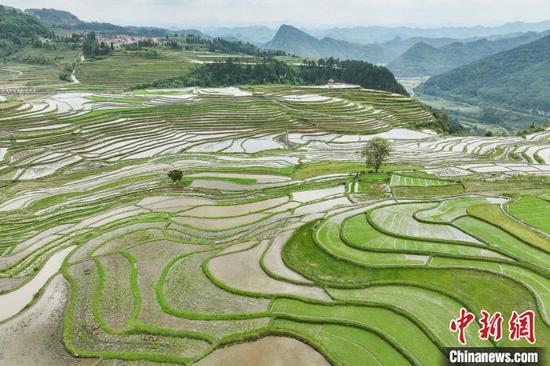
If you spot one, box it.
[506,195,550,234]
[0,44,81,88]
[390,173,457,187]
[75,49,202,90]
[0,70,548,365]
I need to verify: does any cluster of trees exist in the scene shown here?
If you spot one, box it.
[43,33,85,50]
[7,55,59,65]
[82,32,113,58]
[168,169,183,183]
[192,57,300,86]
[136,57,300,89]
[516,121,550,138]
[124,38,157,50]
[117,34,209,52]
[208,38,286,57]
[135,57,408,96]
[58,62,75,82]
[123,35,286,57]
[300,58,407,95]
[0,41,19,58]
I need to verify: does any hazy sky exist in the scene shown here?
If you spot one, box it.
[4,0,550,28]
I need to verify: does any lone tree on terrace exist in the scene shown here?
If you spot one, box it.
[168,169,183,183]
[362,138,391,173]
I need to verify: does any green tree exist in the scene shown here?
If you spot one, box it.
[167,169,183,183]
[362,138,392,173]
[82,32,112,58]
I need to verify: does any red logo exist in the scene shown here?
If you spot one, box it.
[450,308,475,345]
[479,310,503,341]
[450,309,536,345]
[509,310,536,344]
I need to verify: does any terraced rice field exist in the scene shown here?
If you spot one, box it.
[0,85,549,365]
[506,195,550,234]
[76,49,200,90]
[390,174,456,187]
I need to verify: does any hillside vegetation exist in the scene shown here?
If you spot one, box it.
[418,34,550,121]
[137,57,408,95]
[0,5,52,57]
[24,7,207,38]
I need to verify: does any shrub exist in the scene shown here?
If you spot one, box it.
[167,169,183,183]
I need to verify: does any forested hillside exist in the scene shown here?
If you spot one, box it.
[24,7,207,38]
[0,5,52,57]
[137,57,408,95]
[418,34,550,118]
[24,7,80,27]
[300,58,407,94]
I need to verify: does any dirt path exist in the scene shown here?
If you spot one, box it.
[70,56,85,84]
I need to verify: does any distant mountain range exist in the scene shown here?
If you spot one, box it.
[307,21,550,43]
[387,30,550,76]
[206,20,550,46]
[263,24,376,60]
[202,26,276,44]
[263,24,462,64]
[24,8,208,38]
[418,34,550,120]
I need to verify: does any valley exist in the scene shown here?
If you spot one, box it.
[261,24,550,132]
